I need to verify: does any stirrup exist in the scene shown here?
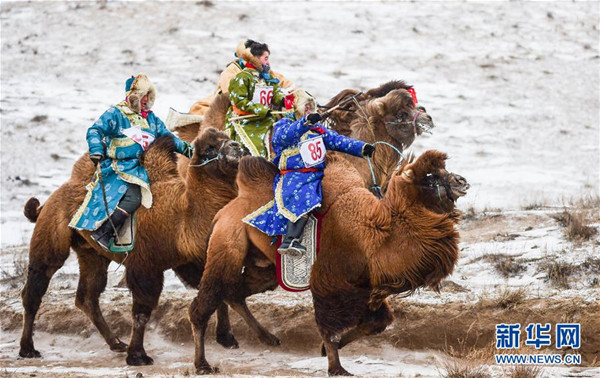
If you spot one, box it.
[91,232,112,251]
[278,239,306,258]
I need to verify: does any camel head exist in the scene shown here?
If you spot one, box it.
[360,88,434,151]
[389,150,469,214]
[189,127,247,180]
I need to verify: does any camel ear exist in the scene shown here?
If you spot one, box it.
[368,98,386,117]
[400,169,413,183]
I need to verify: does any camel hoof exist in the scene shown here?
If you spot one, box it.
[126,353,154,366]
[19,348,41,358]
[216,332,239,349]
[320,342,327,357]
[110,340,128,353]
[328,367,353,376]
[258,333,280,346]
[196,365,219,375]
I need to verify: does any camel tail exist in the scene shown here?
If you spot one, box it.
[24,197,42,223]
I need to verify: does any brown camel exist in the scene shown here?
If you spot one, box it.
[322,80,435,192]
[175,81,435,193]
[19,128,250,366]
[188,150,469,375]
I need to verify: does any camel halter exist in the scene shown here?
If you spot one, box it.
[366,141,404,199]
[188,141,227,167]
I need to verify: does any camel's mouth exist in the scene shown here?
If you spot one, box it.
[415,106,435,136]
[447,173,470,201]
[221,140,248,163]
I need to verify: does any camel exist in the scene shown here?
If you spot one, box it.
[188,150,469,375]
[19,128,250,366]
[174,81,435,192]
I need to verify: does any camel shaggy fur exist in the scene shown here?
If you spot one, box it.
[19,128,247,366]
[187,150,469,375]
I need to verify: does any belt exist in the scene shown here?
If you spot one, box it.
[232,104,253,116]
[280,168,319,175]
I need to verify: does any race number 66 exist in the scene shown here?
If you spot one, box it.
[260,89,273,106]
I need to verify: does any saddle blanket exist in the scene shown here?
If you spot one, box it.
[276,214,320,292]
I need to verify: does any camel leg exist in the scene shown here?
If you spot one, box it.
[320,301,394,356]
[228,298,280,346]
[125,267,163,366]
[215,303,239,349]
[172,262,239,349]
[19,220,71,358]
[19,261,64,358]
[74,249,127,352]
[322,338,352,376]
[188,276,222,374]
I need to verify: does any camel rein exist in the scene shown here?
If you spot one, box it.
[366,141,404,199]
[96,164,120,243]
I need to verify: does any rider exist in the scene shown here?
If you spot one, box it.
[224,41,294,159]
[189,39,294,116]
[69,74,194,250]
[243,90,375,256]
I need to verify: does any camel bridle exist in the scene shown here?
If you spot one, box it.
[188,140,229,167]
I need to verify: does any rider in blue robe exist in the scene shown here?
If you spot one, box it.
[244,91,375,256]
[69,74,193,250]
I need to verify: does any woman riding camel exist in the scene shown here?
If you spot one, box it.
[224,41,294,159]
[189,39,294,116]
[243,90,375,256]
[69,74,194,250]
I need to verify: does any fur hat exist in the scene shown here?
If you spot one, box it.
[235,40,264,70]
[292,89,317,120]
[125,74,156,113]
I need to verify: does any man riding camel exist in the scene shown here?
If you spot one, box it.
[69,74,194,250]
[224,40,295,159]
[189,39,294,116]
[243,90,375,256]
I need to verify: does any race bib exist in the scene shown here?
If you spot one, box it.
[299,136,326,167]
[252,85,274,106]
[121,127,155,151]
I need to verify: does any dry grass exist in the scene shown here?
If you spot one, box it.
[0,249,28,289]
[440,360,491,378]
[540,260,576,289]
[483,254,527,278]
[522,200,545,210]
[552,208,597,242]
[478,287,527,310]
[494,287,527,309]
[506,365,543,378]
[462,206,477,221]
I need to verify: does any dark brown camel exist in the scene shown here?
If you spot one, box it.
[187,150,469,375]
[19,128,250,365]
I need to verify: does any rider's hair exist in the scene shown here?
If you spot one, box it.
[248,41,270,57]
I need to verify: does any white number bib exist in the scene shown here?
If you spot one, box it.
[252,85,274,106]
[299,136,326,167]
[121,127,155,151]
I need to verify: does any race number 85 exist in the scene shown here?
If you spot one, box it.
[299,136,326,167]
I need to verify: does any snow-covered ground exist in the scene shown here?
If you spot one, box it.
[1,1,599,377]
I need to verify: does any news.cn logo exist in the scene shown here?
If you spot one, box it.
[494,323,581,365]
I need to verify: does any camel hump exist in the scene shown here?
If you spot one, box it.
[364,80,412,98]
[142,135,180,182]
[24,197,41,223]
[237,156,278,192]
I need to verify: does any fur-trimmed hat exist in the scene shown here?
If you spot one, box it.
[125,74,156,113]
[292,89,317,120]
[235,40,265,70]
